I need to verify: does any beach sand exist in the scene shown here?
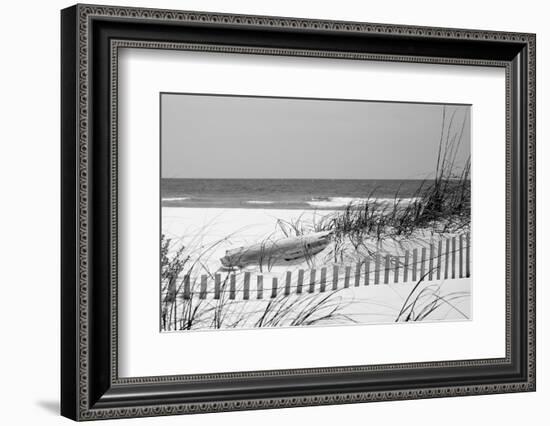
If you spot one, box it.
[163,275,472,331]
[162,207,337,274]
[162,207,464,274]
[161,207,472,330]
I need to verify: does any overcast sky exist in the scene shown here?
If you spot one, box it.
[161,93,470,180]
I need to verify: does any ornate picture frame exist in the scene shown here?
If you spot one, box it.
[61,4,535,421]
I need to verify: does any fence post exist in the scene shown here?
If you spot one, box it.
[374,254,381,285]
[243,272,250,300]
[394,255,400,283]
[297,269,304,294]
[384,255,391,284]
[452,237,457,279]
[437,240,443,280]
[459,234,464,278]
[320,267,327,292]
[183,275,191,300]
[309,269,316,293]
[344,266,351,288]
[214,274,221,299]
[355,262,361,287]
[257,275,263,299]
[332,265,339,290]
[271,277,278,298]
[404,250,409,283]
[166,276,177,304]
[412,248,418,282]
[444,239,450,279]
[420,248,426,279]
[174,298,178,330]
[285,271,292,296]
[466,232,471,278]
[428,243,434,280]
[229,274,236,300]
[200,275,207,299]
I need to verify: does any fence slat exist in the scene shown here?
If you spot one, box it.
[332,265,339,290]
[285,271,292,296]
[404,250,409,283]
[459,235,464,278]
[200,275,207,299]
[412,249,418,282]
[420,248,426,279]
[437,240,442,280]
[320,267,327,292]
[428,243,434,280]
[229,274,236,300]
[374,254,381,285]
[214,274,221,299]
[243,272,250,300]
[297,269,304,294]
[271,277,278,298]
[166,276,177,304]
[183,275,191,300]
[174,296,178,329]
[344,266,351,288]
[257,275,263,299]
[309,269,316,293]
[180,234,472,302]
[444,239,450,279]
[452,237,457,279]
[355,262,361,287]
[466,232,471,277]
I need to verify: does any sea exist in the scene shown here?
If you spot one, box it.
[161,178,430,210]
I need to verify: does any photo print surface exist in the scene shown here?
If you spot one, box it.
[160,93,472,332]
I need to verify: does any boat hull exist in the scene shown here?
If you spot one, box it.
[220,231,331,269]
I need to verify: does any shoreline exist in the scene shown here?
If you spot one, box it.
[161,197,421,210]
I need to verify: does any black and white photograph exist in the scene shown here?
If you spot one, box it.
[160,93,472,332]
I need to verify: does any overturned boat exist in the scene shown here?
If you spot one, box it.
[220,231,332,269]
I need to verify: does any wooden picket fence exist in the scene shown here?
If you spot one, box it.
[170,233,471,301]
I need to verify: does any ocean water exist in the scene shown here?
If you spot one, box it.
[161,178,431,210]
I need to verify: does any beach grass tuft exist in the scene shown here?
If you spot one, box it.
[395,271,470,322]
[277,108,471,256]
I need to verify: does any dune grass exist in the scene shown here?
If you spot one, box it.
[275,106,471,258]
[160,234,353,331]
[396,271,470,322]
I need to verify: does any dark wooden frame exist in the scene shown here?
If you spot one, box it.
[61,4,536,421]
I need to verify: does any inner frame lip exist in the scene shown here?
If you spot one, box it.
[109,39,512,387]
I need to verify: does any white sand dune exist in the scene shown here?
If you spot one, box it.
[162,278,471,331]
[162,207,467,275]
[161,207,472,331]
[162,207,336,274]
